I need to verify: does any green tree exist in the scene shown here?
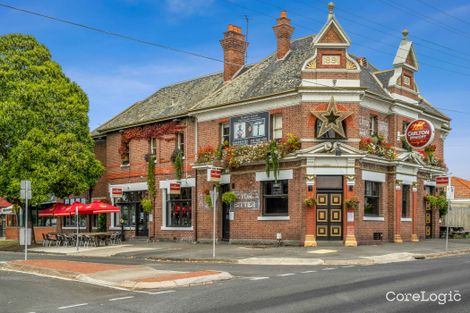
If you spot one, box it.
[0,34,104,206]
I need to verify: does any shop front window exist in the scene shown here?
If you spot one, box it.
[402,185,410,218]
[364,181,381,216]
[114,191,145,228]
[166,187,192,227]
[63,215,86,228]
[262,180,288,216]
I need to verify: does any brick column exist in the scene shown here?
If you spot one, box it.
[304,175,317,247]
[344,175,357,247]
[394,180,403,243]
[411,183,419,242]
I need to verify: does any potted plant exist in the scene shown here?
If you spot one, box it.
[222,191,237,205]
[304,197,316,208]
[345,197,359,210]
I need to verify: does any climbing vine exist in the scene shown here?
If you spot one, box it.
[118,121,180,159]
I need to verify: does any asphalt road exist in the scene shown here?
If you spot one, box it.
[0,253,469,313]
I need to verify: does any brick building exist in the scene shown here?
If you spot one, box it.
[91,3,451,245]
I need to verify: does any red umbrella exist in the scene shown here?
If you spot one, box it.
[85,200,120,214]
[67,201,90,215]
[38,203,68,217]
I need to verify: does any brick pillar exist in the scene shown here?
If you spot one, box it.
[394,180,403,243]
[304,175,317,247]
[344,175,358,247]
[411,183,419,242]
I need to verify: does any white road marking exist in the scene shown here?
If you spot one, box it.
[248,276,269,281]
[342,265,354,268]
[277,273,295,277]
[135,290,176,295]
[465,261,470,263]
[109,296,134,301]
[322,267,337,271]
[58,303,88,310]
[301,270,317,273]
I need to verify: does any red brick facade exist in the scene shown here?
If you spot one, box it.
[85,5,450,246]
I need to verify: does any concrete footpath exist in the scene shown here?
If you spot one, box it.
[28,239,470,266]
[0,259,231,290]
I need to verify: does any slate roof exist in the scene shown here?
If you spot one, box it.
[374,70,394,88]
[191,35,314,110]
[94,72,224,133]
[93,34,449,135]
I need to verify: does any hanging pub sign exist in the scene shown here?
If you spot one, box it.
[111,187,123,198]
[169,182,181,195]
[207,168,222,182]
[405,119,435,149]
[230,112,269,146]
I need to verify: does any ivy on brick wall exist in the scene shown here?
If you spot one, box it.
[118,121,181,159]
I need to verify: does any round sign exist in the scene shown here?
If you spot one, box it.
[405,119,435,149]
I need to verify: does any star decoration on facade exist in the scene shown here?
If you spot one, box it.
[312,96,352,138]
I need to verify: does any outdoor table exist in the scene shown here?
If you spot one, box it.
[80,232,114,246]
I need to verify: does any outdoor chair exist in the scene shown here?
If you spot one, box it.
[46,233,57,246]
[41,233,49,246]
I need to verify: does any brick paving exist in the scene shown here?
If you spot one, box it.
[12,259,137,274]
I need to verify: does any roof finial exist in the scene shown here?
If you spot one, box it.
[328,2,335,14]
[402,28,409,40]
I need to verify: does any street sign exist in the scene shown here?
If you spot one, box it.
[436,176,449,188]
[20,180,31,190]
[446,186,455,200]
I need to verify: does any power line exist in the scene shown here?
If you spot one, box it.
[378,0,470,39]
[232,0,470,77]
[295,0,470,62]
[289,0,470,67]
[0,2,228,65]
[0,2,468,116]
[416,0,470,27]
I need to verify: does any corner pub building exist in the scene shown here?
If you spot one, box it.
[91,3,450,246]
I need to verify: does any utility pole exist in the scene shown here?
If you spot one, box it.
[20,180,31,261]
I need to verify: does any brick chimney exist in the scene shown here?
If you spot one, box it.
[220,24,248,81]
[272,11,294,59]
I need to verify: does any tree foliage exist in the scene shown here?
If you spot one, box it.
[0,34,104,204]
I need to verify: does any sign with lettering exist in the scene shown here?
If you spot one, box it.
[207,168,221,182]
[405,119,435,149]
[230,112,269,146]
[233,191,260,210]
[169,183,181,195]
[111,187,123,198]
[436,176,449,187]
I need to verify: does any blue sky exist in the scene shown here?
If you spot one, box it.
[1,0,470,179]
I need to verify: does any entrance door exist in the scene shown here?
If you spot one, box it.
[425,201,433,239]
[221,184,230,241]
[316,192,343,240]
[136,207,148,237]
[0,216,4,237]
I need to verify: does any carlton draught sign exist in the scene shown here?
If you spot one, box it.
[405,119,435,149]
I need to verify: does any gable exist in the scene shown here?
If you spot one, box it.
[405,51,417,68]
[318,23,348,44]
